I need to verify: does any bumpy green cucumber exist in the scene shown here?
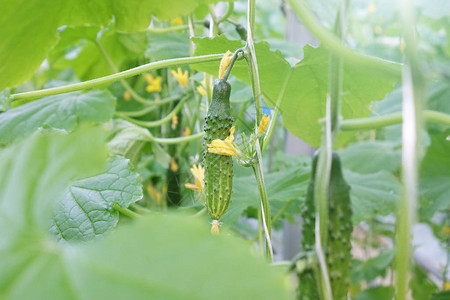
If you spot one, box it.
[298,152,319,300]
[298,151,352,300]
[327,152,352,300]
[203,79,234,222]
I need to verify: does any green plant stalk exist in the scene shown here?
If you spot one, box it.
[252,154,273,261]
[10,54,224,102]
[271,199,294,224]
[113,202,140,219]
[116,95,182,117]
[245,0,263,126]
[152,132,205,144]
[395,0,426,298]
[288,0,401,77]
[262,70,291,152]
[218,1,234,23]
[314,97,334,300]
[209,4,220,36]
[115,94,191,128]
[340,110,450,130]
[245,0,273,261]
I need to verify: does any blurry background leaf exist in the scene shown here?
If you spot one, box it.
[107,119,152,167]
[345,170,400,224]
[353,286,394,300]
[145,32,190,60]
[0,90,116,145]
[419,129,450,219]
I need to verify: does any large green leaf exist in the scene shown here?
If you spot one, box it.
[50,26,147,81]
[52,156,143,242]
[146,32,191,61]
[351,250,393,283]
[353,286,394,300]
[0,127,107,260]
[0,0,222,90]
[192,35,399,146]
[0,90,116,145]
[339,140,401,174]
[419,130,450,219]
[345,170,400,224]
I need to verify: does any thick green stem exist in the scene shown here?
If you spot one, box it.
[252,155,273,262]
[113,202,140,219]
[262,70,291,152]
[288,0,401,77]
[115,94,190,128]
[116,95,182,117]
[340,110,450,131]
[10,54,223,102]
[395,0,426,298]
[246,0,263,126]
[151,132,204,145]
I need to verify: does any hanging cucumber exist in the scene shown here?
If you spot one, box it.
[327,152,352,300]
[298,151,319,300]
[203,79,234,233]
[298,151,352,300]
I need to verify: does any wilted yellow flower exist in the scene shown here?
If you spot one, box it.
[182,127,191,136]
[184,164,205,193]
[171,68,189,87]
[170,158,179,172]
[218,50,232,79]
[171,113,178,129]
[171,17,183,25]
[208,126,240,156]
[123,91,131,101]
[368,3,376,13]
[197,86,207,97]
[145,74,162,93]
[147,184,162,202]
[374,25,383,35]
[257,114,270,136]
[211,220,220,234]
[399,40,405,52]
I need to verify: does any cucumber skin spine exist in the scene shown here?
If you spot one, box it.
[298,151,352,300]
[327,152,352,300]
[203,79,234,221]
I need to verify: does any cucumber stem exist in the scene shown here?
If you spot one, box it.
[10,54,224,102]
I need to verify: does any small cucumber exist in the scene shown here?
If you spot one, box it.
[203,79,234,224]
[298,151,352,300]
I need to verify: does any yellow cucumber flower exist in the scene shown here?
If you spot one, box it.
[257,114,270,136]
[170,158,179,172]
[182,127,192,136]
[185,164,205,193]
[196,86,207,97]
[145,74,162,93]
[123,91,131,101]
[211,220,220,234]
[171,112,178,129]
[368,3,376,13]
[171,17,183,25]
[207,126,240,156]
[171,68,189,87]
[218,50,232,79]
